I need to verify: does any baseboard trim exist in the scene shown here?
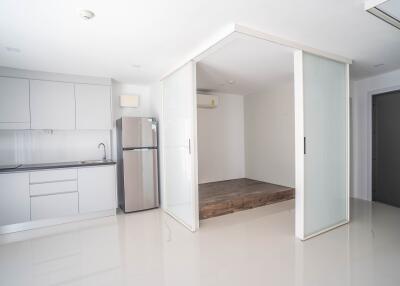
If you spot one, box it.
[0,209,116,235]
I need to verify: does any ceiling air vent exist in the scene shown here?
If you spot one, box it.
[365,0,400,30]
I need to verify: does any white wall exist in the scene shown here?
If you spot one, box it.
[111,81,153,160]
[351,68,400,201]
[150,82,163,121]
[0,130,111,165]
[149,82,166,207]
[112,81,152,119]
[197,93,245,184]
[244,82,295,187]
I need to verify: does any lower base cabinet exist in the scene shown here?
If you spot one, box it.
[31,192,79,221]
[0,173,30,226]
[0,164,116,233]
[78,165,116,213]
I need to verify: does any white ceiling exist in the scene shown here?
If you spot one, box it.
[0,0,399,84]
[197,35,294,95]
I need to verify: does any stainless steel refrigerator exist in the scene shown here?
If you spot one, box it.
[116,117,159,212]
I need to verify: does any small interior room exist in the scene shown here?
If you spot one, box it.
[196,35,296,219]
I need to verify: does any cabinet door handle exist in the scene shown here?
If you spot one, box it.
[188,138,191,154]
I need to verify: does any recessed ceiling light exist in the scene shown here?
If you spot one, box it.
[79,9,95,20]
[227,80,235,85]
[131,64,141,68]
[5,46,20,53]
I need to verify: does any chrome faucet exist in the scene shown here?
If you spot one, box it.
[98,143,106,161]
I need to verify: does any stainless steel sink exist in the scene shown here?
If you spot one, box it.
[0,164,22,170]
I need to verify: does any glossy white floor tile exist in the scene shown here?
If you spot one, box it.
[1,198,400,286]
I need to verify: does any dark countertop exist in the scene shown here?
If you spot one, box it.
[0,160,116,173]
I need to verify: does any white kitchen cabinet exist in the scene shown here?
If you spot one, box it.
[0,77,30,129]
[30,168,77,183]
[30,80,75,129]
[78,165,116,213]
[0,173,30,225]
[75,84,112,130]
[31,192,78,220]
[30,180,77,196]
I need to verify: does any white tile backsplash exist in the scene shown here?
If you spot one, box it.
[0,130,111,165]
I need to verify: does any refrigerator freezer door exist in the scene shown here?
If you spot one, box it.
[122,117,157,148]
[122,149,159,212]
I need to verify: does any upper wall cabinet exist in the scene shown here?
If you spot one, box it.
[30,80,76,129]
[75,84,112,130]
[0,77,30,129]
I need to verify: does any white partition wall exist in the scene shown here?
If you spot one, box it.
[161,61,199,232]
[295,51,349,240]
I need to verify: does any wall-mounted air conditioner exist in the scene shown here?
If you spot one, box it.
[197,94,219,109]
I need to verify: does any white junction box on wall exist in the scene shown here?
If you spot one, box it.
[197,94,219,108]
[120,94,139,108]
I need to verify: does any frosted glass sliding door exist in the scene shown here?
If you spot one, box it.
[294,51,349,240]
[161,61,199,232]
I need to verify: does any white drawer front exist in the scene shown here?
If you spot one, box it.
[31,193,78,220]
[30,169,77,183]
[30,180,77,196]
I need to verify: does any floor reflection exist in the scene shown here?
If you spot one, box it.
[1,199,400,286]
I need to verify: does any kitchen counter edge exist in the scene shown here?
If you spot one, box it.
[0,161,116,173]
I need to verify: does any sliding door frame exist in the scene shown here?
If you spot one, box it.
[160,61,199,232]
[160,25,351,235]
[294,50,350,240]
